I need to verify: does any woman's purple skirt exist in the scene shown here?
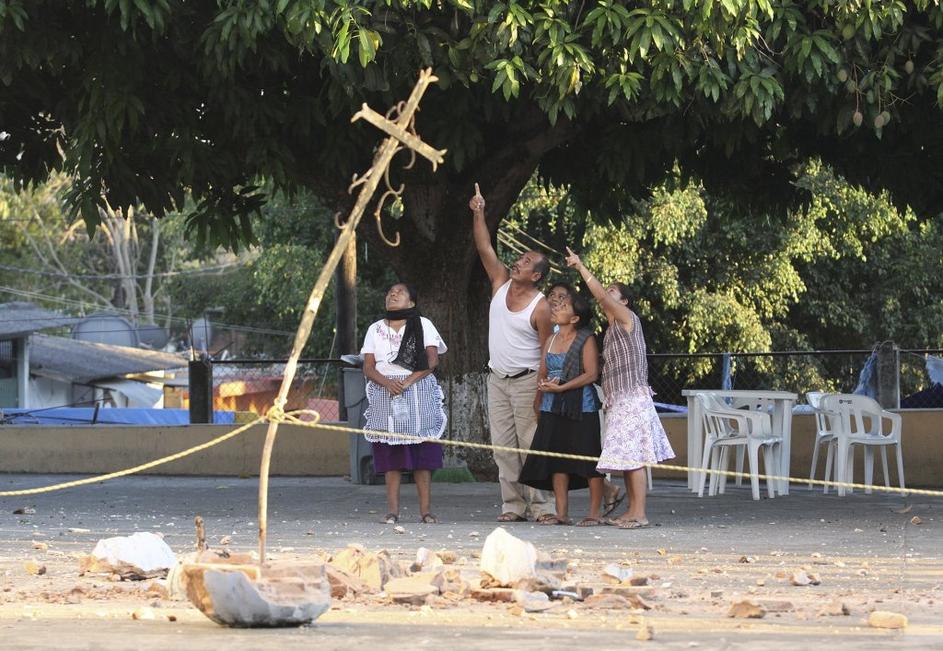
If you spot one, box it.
[371,441,443,473]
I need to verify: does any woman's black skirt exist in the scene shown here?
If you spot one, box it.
[519,410,604,491]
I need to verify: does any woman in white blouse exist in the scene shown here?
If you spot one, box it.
[361,282,448,524]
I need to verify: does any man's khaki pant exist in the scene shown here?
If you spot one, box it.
[487,372,549,519]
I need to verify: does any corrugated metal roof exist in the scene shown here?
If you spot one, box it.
[29,334,187,384]
[0,302,78,338]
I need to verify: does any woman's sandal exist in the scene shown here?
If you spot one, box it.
[602,488,625,517]
[420,513,438,524]
[575,517,604,527]
[615,518,650,529]
[383,513,399,524]
[537,515,572,526]
[497,512,527,523]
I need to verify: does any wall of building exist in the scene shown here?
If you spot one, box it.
[0,411,939,487]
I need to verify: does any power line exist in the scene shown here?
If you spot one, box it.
[0,261,242,280]
[0,286,296,337]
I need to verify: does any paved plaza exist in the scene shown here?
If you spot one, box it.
[0,474,939,649]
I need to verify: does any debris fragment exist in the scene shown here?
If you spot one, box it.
[32,541,48,552]
[789,570,821,586]
[728,600,766,619]
[329,544,400,591]
[818,600,850,616]
[13,507,36,515]
[131,607,156,620]
[219,536,232,546]
[636,622,655,641]
[385,570,444,605]
[479,528,538,587]
[80,532,176,580]
[602,563,633,584]
[24,560,46,576]
[910,516,923,526]
[515,590,554,613]
[868,611,908,629]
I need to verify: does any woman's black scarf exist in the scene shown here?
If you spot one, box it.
[551,327,596,421]
[386,307,428,371]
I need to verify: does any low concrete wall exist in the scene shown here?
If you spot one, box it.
[0,410,939,486]
[0,423,350,477]
[656,410,942,488]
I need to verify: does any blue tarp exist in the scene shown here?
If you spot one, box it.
[0,408,236,426]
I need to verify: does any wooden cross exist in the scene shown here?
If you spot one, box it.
[256,69,446,564]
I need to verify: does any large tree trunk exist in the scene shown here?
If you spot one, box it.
[358,116,573,476]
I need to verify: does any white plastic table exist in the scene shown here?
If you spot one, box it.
[683,389,798,495]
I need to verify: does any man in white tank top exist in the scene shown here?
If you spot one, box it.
[470,185,553,522]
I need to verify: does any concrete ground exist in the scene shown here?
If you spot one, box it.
[0,474,940,649]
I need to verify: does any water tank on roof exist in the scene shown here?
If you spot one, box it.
[71,314,139,348]
[190,317,212,354]
[136,322,170,349]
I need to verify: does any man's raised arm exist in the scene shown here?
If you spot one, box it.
[470,183,509,293]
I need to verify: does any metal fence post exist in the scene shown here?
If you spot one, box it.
[876,341,900,410]
[189,358,214,424]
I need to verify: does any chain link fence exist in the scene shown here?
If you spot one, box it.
[648,348,943,410]
[210,359,346,421]
[202,347,942,421]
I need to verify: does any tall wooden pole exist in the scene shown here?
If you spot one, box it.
[257,69,445,564]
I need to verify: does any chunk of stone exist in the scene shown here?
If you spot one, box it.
[183,561,331,627]
[385,571,444,605]
[602,563,633,584]
[818,600,850,616]
[329,544,399,591]
[81,532,176,580]
[24,560,46,576]
[728,600,766,619]
[411,547,445,572]
[868,611,908,629]
[479,527,538,587]
[515,590,554,612]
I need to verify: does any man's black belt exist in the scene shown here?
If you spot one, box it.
[492,368,536,379]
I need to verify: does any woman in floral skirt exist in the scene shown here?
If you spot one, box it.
[564,247,675,528]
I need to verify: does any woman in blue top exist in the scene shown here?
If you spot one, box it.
[519,284,604,526]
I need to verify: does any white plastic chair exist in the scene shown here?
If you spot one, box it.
[820,394,905,497]
[805,391,837,490]
[696,393,782,500]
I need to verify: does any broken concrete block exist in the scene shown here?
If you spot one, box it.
[602,563,633,584]
[789,570,821,586]
[81,532,176,580]
[411,547,445,573]
[868,611,908,629]
[329,545,399,591]
[385,571,444,605]
[515,590,554,612]
[184,561,330,627]
[479,527,538,587]
[728,600,766,619]
[324,564,370,599]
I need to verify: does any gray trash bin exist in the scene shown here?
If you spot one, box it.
[343,367,382,485]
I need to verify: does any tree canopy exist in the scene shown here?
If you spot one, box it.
[3,1,943,237]
[4,0,943,375]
